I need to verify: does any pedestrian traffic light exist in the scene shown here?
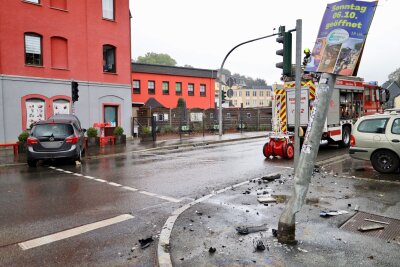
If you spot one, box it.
[71,81,79,102]
[275,28,292,77]
[221,90,227,103]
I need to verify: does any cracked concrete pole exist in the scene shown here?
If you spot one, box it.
[277,73,337,244]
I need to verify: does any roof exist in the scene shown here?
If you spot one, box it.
[145,97,165,108]
[132,63,218,79]
[251,85,272,90]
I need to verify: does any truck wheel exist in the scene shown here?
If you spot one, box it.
[263,142,270,158]
[339,126,351,147]
[371,150,399,173]
[285,143,294,159]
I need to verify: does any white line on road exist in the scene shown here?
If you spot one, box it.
[73,173,83,177]
[108,182,122,187]
[139,191,181,203]
[94,178,106,183]
[84,175,95,179]
[19,214,134,250]
[63,171,73,174]
[122,186,138,192]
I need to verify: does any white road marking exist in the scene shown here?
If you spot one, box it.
[108,182,122,187]
[122,186,138,192]
[48,166,56,169]
[19,214,134,250]
[48,167,180,203]
[63,171,73,174]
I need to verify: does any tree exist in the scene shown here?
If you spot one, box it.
[136,52,177,66]
[388,67,400,85]
[177,98,186,108]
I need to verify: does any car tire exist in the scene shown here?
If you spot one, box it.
[371,150,400,173]
[27,159,37,168]
[263,142,270,158]
[339,126,351,147]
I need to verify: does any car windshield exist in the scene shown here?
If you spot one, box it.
[358,118,388,134]
[33,124,74,138]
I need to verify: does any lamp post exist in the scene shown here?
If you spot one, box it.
[217,32,279,136]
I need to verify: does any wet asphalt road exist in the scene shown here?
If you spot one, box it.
[0,139,355,266]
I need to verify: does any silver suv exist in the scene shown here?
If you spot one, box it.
[349,109,400,173]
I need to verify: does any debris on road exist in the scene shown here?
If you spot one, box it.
[257,196,277,204]
[358,224,385,232]
[297,247,308,253]
[209,247,216,254]
[254,240,266,251]
[272,229,278,237]
[368,255,374,260]
[320,210,349,217]
[354,205,359,211]
[261,174,281,182]
[139,237,154,249]
[236,224,268,235]
[364,218,389,225]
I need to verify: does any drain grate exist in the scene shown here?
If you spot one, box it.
[340,211,400,241]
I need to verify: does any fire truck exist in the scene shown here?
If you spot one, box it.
[264,77,388,158]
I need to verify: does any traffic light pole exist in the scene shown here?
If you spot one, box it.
[294,19,302,170]
[277,72,337,244]
[217,32,278,136]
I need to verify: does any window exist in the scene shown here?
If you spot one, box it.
[103,45,116,73]
[102,0,114,20]
[245,101,250,106]
[190,113,203,122]
[25,0,40,4]
[209,113,213,119]
[175,82,182,95]
[260,91,263,97]
[239,91,242,97]
[253,100,257,105]
[226,113,231,119]
[51,37,68,69]
[260,101,264,106]
[200,84,206,97]
[50,0,67,10]
[392,119,400,134]
[188,83,194,96]
[53,99,70,115]
[247,113,251,118]
[133,80,140,94]
[358,118,388,134]
[365,89,370,101]
[104,105,118,127]
[234,100,237,105]
[162,81,169,95]
[266,91,271,97]
[25,33,42,66]
[253,91,257,97]
[148,81,155,94]
[25,98,46,129]
[246,91,250,97]
[153,113,169,122]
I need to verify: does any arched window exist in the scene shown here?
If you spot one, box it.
[25,33,43,66]
[53,99,70,115]
[25,98,46,129]
[51,37,68,69]
[50,0,67,10]
[103,45,116,73]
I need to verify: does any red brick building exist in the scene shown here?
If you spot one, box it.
[131,63,217,112]
[0,0,132,142]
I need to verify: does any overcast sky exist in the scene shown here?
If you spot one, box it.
[130,0,398,85]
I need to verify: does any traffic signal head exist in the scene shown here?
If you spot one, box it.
[221,90,227,103]
[71,81,79,102]
[275,31,292,77]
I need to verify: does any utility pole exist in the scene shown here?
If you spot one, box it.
[294,19,302,170]
[277,72,336,244]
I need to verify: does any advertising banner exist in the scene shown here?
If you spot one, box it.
[305,0,378,76]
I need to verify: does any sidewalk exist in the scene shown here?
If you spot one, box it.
[0,131,268,167]
[163,167,400,267]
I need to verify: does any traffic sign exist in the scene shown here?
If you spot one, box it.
[227,89,234,98]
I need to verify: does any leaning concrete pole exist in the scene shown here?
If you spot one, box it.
[278,73,336,244]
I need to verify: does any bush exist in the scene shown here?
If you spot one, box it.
[18,131,29,142]
[87,127,98,138]
[140,126,151,135]
[113,126,124,136]
[160,125,174,134]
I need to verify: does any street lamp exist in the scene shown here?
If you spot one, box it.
[217,32,279,136]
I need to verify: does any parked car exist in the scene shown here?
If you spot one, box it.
[27,115,86,167]
[349,109,400,173]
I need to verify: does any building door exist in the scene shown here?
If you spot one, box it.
[104,105,118,136]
